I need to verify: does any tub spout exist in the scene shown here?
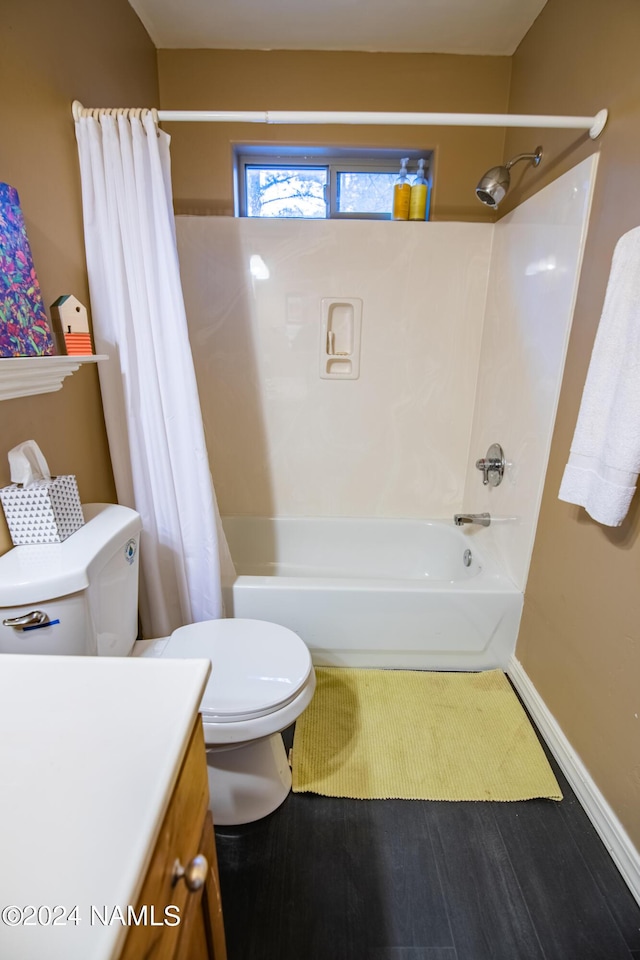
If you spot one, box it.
[454,512,491,527]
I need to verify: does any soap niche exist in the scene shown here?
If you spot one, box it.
[320,298,362,380]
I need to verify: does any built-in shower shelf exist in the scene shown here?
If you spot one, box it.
[0,355,107,401]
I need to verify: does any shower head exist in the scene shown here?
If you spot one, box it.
[475,146,543,208]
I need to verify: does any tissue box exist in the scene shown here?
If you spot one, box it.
[0,476,85,545]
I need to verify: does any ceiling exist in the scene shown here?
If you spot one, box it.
[128,0,547,56]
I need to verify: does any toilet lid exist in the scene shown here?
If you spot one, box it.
[163,619,312,722]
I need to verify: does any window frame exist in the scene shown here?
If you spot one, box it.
[236,148,432,221]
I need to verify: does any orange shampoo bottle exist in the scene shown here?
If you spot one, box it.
[409,158,428,221]
[392,157,411,220]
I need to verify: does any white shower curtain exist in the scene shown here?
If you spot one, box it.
[75,110,232,638]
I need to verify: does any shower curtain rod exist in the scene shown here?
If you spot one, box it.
[71,101,609,140]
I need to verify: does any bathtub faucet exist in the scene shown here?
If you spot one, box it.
[453,512,491,527]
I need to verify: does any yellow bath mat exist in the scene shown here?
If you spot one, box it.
[292,668,562,802]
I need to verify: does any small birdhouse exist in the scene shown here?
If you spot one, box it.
[50,295,94,356]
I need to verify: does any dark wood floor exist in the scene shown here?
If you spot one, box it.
[215,726,640,960]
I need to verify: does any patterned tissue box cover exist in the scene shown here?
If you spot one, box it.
[0,476,85,544]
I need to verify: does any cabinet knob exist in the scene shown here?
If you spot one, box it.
[172,854,209,892]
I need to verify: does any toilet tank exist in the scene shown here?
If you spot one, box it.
[0,503,142,657]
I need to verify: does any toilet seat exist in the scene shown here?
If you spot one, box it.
[163,619,313,723]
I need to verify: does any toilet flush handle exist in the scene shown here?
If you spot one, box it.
[172,854,209,892]
[3,610,49,628]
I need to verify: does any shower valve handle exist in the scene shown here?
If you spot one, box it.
[475,443,505,487]
[475,457,502,484]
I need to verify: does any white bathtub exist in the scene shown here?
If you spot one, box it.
[221,517,523,670]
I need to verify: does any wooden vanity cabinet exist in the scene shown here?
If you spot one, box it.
[120,718,226,960]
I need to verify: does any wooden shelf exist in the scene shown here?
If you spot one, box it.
[0,355,107,401]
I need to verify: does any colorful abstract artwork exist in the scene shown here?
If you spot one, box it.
[0,183,55,357]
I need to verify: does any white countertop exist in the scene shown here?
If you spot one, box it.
[0,654,211,960]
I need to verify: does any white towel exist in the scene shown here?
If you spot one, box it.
[559,225,640,526]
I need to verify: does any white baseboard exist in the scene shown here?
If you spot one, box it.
[507,655,640,907]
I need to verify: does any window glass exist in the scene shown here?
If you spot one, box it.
[336,171,397,215]
[245,166,327,219]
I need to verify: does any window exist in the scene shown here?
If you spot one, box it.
[236,148,432,220]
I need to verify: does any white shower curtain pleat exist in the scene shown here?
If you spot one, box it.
[75,112,233,638]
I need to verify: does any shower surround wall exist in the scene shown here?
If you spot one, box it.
[176,220,492,519]
[176,157,597,611]
[461,155,598,590]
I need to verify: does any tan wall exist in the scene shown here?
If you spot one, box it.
[504,0,640,847]
[0,0,158,554]
[158,50,511,221]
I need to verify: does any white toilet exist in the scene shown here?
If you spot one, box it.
[0,503,316,825]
